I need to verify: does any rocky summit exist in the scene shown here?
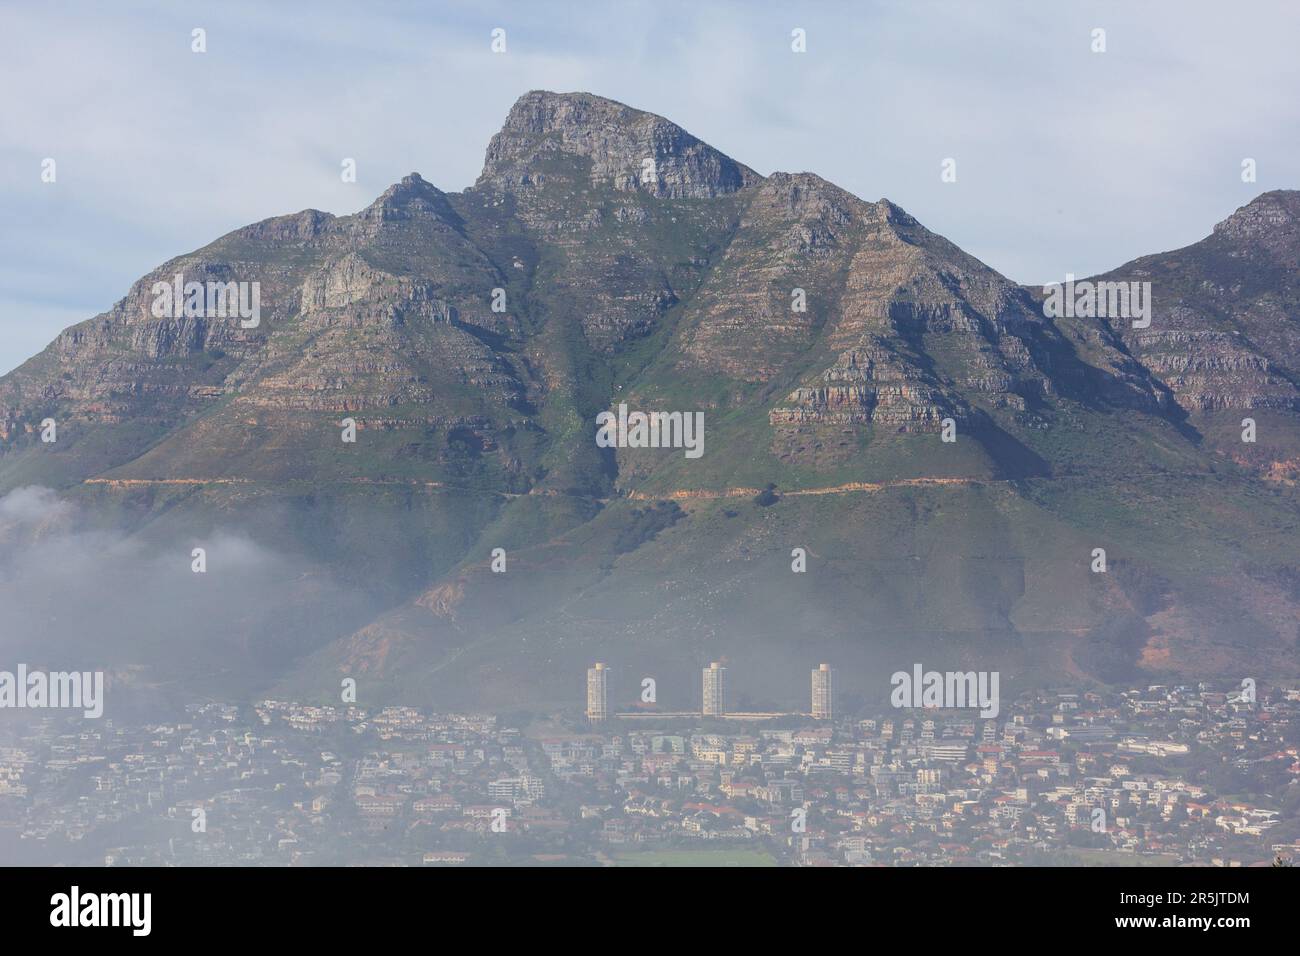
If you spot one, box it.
[2,91,1298,712]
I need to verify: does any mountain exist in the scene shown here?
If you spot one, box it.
[2,91,1298,714]
[1083,190,1300,474]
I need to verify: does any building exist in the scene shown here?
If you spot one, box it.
[703,662,726,716]
[921,740,969,763]
[488,774,546,803]
[587,663,608,722]
[812,663,834,720]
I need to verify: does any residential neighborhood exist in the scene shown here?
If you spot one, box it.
[2,679,1296,867]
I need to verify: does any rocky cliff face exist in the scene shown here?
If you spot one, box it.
[1065,190,1300,478]
[1088,191,1300,416]
[2,91,1298,704]
[479,90,761,200]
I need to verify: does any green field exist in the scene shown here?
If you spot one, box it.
[1063,849,1181,867]
[610,848,778,867]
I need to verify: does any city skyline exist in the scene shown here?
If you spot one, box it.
[2,678,1289,868]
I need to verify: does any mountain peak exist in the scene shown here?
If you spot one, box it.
[1212,189,1300,255]
[476,90,761,198]
[373,171,442,205]
[357,171,459,227]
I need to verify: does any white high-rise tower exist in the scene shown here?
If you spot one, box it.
[702,662,726,716]
[811,663,834,720]
[586,663,608,722]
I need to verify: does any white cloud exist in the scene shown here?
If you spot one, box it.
[0,485,72,525]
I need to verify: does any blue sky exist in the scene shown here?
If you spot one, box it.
[2,0,1298,375]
